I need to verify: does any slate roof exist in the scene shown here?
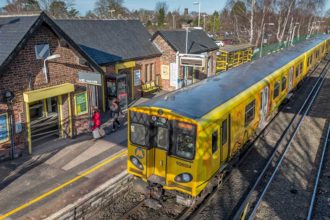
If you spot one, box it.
[152,29,219,54]
[55,19,161,65]
[138,35,330,119]
[0,12,103,74]
[0,15,39,69]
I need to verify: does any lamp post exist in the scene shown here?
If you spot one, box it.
[43,54,60,84]
[3,90,16,159]
[193,1,201,28]
[203,14,207,30]
[260,22,274,58]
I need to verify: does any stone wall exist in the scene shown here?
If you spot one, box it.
[45,172,132,220]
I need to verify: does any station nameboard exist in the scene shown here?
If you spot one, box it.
[78,72,102,86]
[179,55,206,68]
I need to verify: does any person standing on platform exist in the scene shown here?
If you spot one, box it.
[92,106,101,139]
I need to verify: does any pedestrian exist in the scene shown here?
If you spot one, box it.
[111,98,121,132]
[92,106,101,139]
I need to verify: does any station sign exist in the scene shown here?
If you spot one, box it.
[179,54,206,68]
[78,72,102,86]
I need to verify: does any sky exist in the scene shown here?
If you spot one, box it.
[0,0,330,16]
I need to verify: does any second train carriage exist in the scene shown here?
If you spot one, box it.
[127,35,330,205]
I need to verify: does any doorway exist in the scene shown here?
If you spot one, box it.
[30,97,59,144]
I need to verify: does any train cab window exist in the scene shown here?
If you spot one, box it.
[130,123,147,146]
[221,119,228,146]
[273,82,280,99]
[281,77,287,91]
[173,122,196,160]
[245,100,256,127]
[212,131,218,154]
[157,127,169,150]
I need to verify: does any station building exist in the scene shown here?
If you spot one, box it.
[151,29,219,91]
[55,19,162,110]
[0,13,165,158]
[0,12,106,157]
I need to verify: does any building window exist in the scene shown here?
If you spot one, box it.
[212,131,218,154]
[221,119,228,146]
[273,81,280,99]
[281,76,287,91]
[144,64,149,82]
[245,100,256,127]
[35,44,50,60]
[0,113,9,143]
[75,92,88,115]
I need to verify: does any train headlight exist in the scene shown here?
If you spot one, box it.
[130,156,144,170]
[174,173,193,183]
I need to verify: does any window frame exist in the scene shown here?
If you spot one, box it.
[74,91,88,116]
[130,122,148,147]
[34,43,50,60]
[212,130,218,154]
[245,100,256,127]
[221,119,228,146]
[281,76,287,92]
[273,81,280,99]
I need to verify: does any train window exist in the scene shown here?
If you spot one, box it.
[130,123,147,146]
[221,119,228,146]
[273,82,280,99]
[245,100,256,127]
[157,127,169,150]
[212,131,218,154]
[299,63,303,74]
[281,77,287,91]
[173,122,196,160]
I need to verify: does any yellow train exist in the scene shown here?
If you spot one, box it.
[127,35,330,206]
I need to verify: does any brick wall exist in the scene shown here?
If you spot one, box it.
[152,35,177,91]
[0,23,93,153]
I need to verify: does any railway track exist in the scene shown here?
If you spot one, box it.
[97,57,330,220]
[232,57,330,219]
[307,123,330,220]
[188,57,330,220]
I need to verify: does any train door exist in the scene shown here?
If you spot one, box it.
[220,115,231,163]
[153,121,170,180]
[259,86,269,129]
[289,66,294,91]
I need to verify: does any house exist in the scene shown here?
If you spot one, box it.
[151,29,219,91]
[55,19,162,110]
[0,12,103,157]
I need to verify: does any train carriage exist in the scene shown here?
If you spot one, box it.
[127,35,330,205]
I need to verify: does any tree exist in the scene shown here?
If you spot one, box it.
[155,1,168,27]
[3,0,40,13]
[94,0,127,18]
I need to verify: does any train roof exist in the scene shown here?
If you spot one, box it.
[137,35,330,120]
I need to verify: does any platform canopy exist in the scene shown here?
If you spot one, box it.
[23,83,74,103]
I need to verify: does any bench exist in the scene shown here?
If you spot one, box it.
[142,81,160,96]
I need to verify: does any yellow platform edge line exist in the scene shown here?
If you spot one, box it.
[0,149,128,220]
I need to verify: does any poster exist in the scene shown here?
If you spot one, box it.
[0,113,9,142]
[134,70,141,86]
[75,92,88,115]
[170,63,178,89]
[161,65,170,80]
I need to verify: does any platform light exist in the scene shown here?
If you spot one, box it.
[43,54,61,83]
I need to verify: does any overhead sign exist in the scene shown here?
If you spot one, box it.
[179,54,206,68]
[78,72,102,86]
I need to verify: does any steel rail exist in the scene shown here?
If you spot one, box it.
[247,59,330,220]
[233,58,330,220]
[306,123,330,220]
